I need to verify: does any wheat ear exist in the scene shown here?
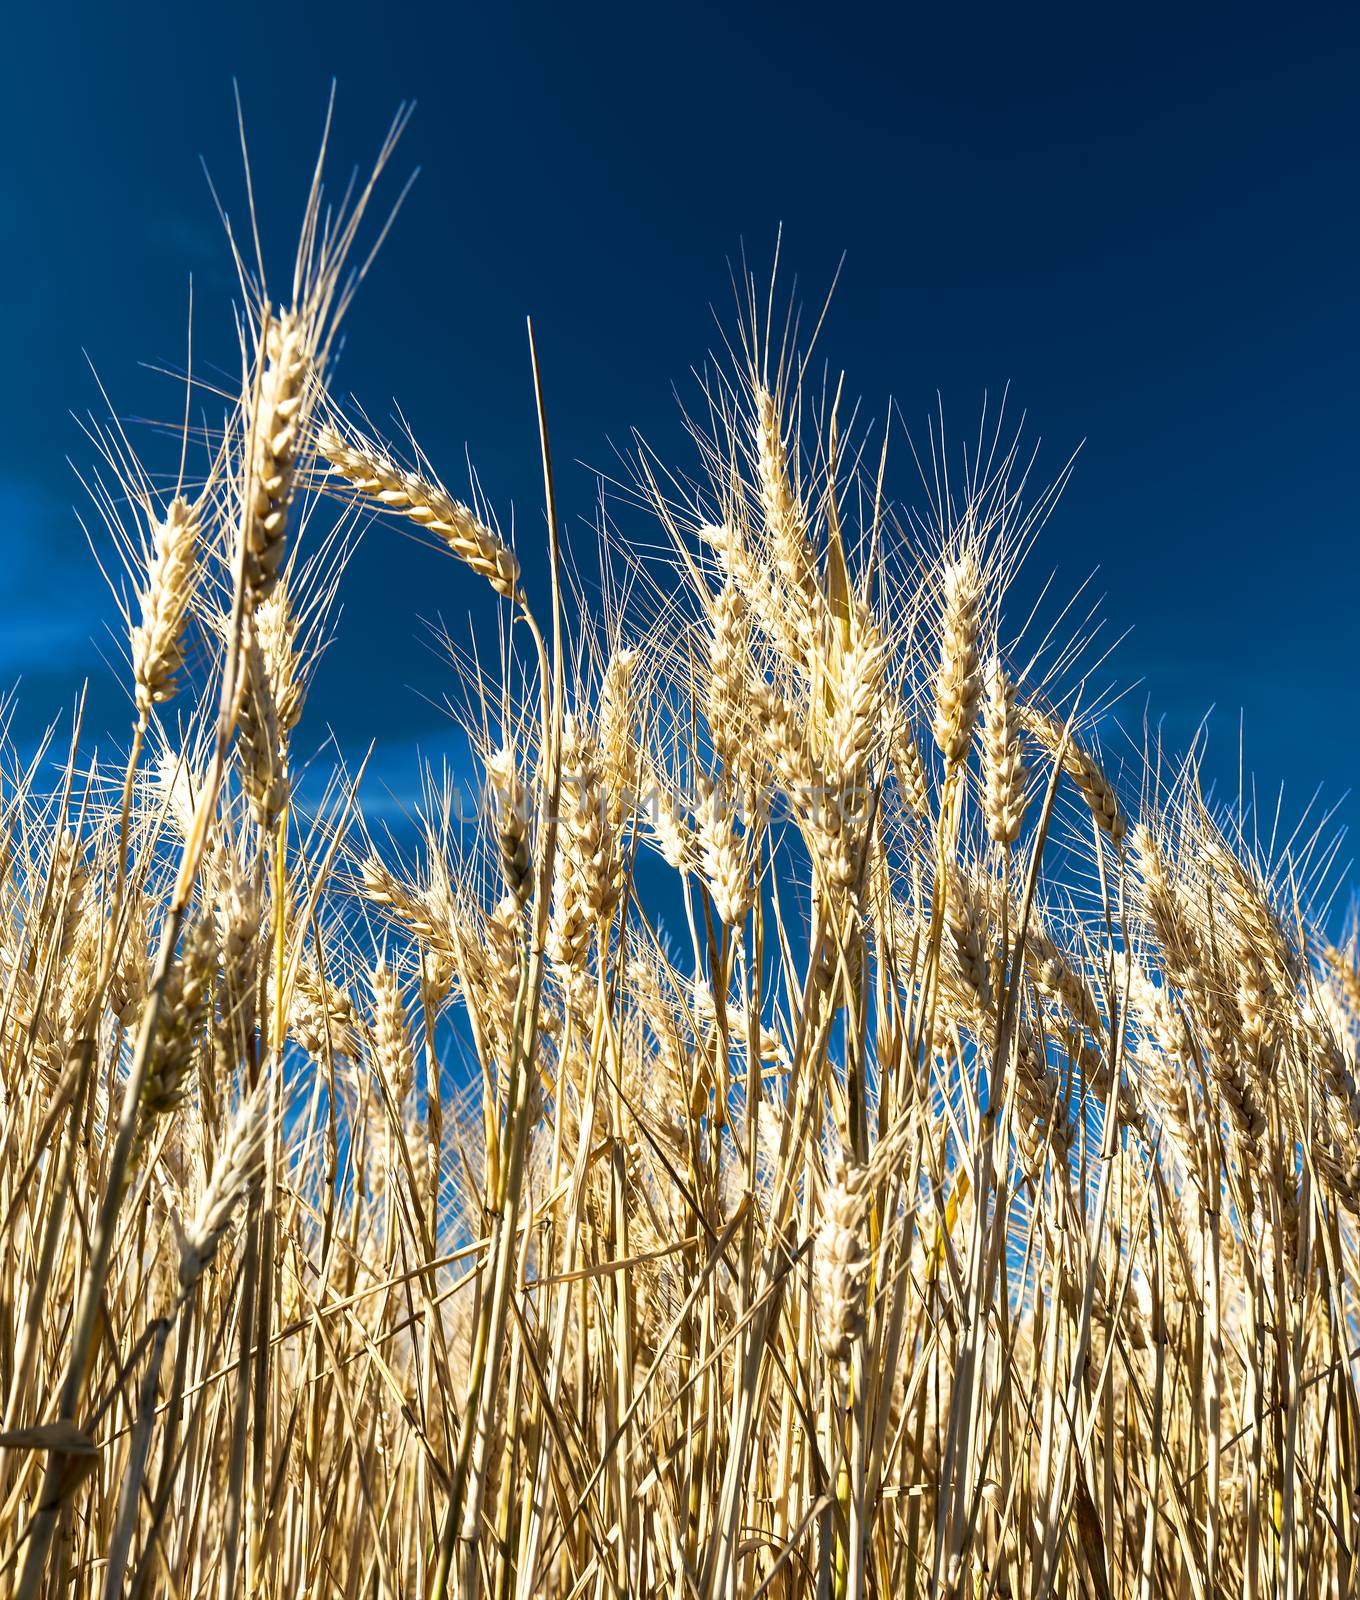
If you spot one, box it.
[131,496,200,716]
[178,1080,269,1290]
[245,310,308,602]
[982,657,1027,845]
[318,425,520,600]
[932,555,982,767]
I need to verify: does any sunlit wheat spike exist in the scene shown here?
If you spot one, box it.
[547,715,619,977]
[824,621,887,785]
[244,309,309,602]
[932,552,982,766]
[598,648,639,832]
[485,745,533,904]
[253,579,306,735]
[982,656,1027,845]
[369,957,414,1104]
[813,1148,868,1365]
[753,380,816,610]
[131,495,200,716]
[178,1079,269,1289]
[890,717,929,818]
[695,779,752,926]
[1020,702,1125,845]
[318,423,521,599]
[235,618,289,827]
[140,916,216,1123]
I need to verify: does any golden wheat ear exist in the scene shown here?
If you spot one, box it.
[317,423,521,600]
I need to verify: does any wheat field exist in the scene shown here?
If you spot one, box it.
[1,115,1358,1600]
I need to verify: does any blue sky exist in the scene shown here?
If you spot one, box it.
[2,4,1357,883]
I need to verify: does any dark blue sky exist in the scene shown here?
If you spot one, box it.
[2,4,1357,874]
